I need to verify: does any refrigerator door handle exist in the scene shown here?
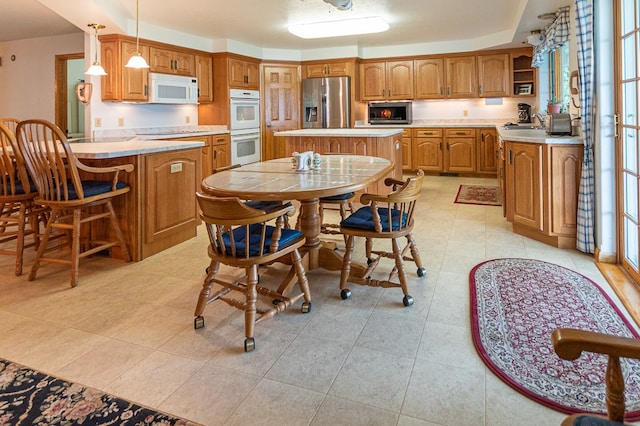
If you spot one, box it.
[321,94,328,129]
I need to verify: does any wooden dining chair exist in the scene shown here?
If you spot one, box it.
[15,119,134,288]
[339,170,426,307]
[0,118,20,135]
[552,328,640,425]
[194,192,312,352]
[0,123,47,275]
[318,191,355,243]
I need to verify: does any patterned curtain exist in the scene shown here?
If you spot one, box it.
[575,0,595,253]
[532,6,571,67]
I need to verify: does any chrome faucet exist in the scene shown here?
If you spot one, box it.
[532,113,546,128]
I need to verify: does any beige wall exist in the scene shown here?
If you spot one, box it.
[0,32,83,121]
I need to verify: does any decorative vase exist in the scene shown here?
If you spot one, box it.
[547,104,561,114]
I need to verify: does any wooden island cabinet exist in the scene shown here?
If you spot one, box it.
[274,128,403,195]
[503,139,583,248]
[71,140,204,261]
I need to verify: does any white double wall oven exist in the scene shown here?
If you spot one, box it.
[230,89,261,165]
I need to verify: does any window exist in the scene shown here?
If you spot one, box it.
[548,43,570,110]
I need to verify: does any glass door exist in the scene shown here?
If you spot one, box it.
[618,0,640,281]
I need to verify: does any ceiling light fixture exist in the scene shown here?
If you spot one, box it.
[125,0,149,69]
[85,24,107,76]
[289,16,389,39]
[323,0,353,10]
[526,30,544,46]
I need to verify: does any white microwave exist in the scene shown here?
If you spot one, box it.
[148,73,198,104]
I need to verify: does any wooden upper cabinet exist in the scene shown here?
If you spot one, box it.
[445,56,477,98]
[477,53,510,97]
[359,60,414,101]
[387,61,414,99]
[229,57,260,89]
[360,62,387,101]
[415,58,445,99]
[100,35,149,102]
[195,54,213,103]
[303,60,354,78]
[149,47,195,76]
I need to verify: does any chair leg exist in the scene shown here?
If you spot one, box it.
[106,201,131,262]
[365,238,373,263]
[339,235,354,300]
[29,208,58,281]
[244,265,259,352]
[194,260,220,317]
[14,203,27,276]
[406,233,427,277]
[392,238,413,307]
[291,248,312,313]
[70,209,82,288]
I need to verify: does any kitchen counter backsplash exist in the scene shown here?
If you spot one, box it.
[354,118,517,128]
[94,125,228,140]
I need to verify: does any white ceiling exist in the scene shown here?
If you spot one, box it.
[0,0,571,55]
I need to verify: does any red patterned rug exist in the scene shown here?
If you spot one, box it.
[454,184,501,206]
[455,184,501,206]
[470,258,640,419]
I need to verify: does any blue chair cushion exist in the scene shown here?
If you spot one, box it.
[67,180,127,200]
[572,416,623,426]
[221,223,302,256]
[1,178,37,195]
[340,206,407,232]
[320,192,355,201]
[244,200,283,212]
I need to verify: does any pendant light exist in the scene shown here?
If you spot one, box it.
[125,0,149,68]
[85,24,107,76]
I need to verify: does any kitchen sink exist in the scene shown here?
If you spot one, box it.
[502,124,544,130]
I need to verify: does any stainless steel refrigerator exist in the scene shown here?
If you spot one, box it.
[302,76,351,128]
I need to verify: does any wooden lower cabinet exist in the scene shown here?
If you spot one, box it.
[412,128,443,171]
[80,147,201,261]
[444,128,476,172]
[142,148,201,259]
[504,140,583,248]
[477,128,498,174]
[401,129,412,171]
[211,134,230,172]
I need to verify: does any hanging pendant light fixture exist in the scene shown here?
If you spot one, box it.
[125,0,149,68]
[85,24,107,76]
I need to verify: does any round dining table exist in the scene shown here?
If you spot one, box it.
[200,155,393,272]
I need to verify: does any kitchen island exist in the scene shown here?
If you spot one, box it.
[273,128,403,194]
[69,139,204,261]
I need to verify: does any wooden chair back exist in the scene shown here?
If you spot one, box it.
[196,192,298,260]
[16,119,85,203]
[359,169,424,234]
[0,123,33,198]
[0,118,19,136]
[552,328,640,425]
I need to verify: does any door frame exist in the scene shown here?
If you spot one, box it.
[54,53,84,134]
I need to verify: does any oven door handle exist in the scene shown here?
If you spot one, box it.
[231,133,260,142]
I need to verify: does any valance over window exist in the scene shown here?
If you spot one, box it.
[532,6,571,67]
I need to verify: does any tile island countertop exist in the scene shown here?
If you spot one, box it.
[68,139,205,159]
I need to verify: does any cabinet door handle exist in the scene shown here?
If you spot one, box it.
[479,85,483,95]
[215,137,225,142]
[144,85,148,96]
[508,149,513,164]
[481,133,485,141]
[439,142,443,150]
[388,89,391,97]
[440,87,444,95]
[382,89,385,97]
[447,87,451,95]
[213,150,216,159]
[455,132,465,135]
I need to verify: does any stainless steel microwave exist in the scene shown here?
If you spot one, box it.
[368,101,412,125]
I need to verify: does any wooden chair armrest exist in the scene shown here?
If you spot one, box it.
[76,161,134,174]
[359,192,391,205]
[552,328,640,361]
[384,177,406,188]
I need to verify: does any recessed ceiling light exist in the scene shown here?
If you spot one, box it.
[289,16,389,39]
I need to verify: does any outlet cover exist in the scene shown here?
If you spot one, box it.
[95,117,102,127]
[118,117,124,127]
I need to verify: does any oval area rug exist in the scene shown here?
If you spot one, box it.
[470,258,640,419]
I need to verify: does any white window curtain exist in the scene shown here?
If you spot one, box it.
[532,6,571,67]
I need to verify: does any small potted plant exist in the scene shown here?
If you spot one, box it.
[547,98,562,114]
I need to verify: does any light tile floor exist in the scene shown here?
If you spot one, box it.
[0,175,635,426]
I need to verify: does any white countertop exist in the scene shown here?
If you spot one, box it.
[94,125,229,141]
[274,128,403,137]
[68,139,205,159]
[496,128,582,145]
